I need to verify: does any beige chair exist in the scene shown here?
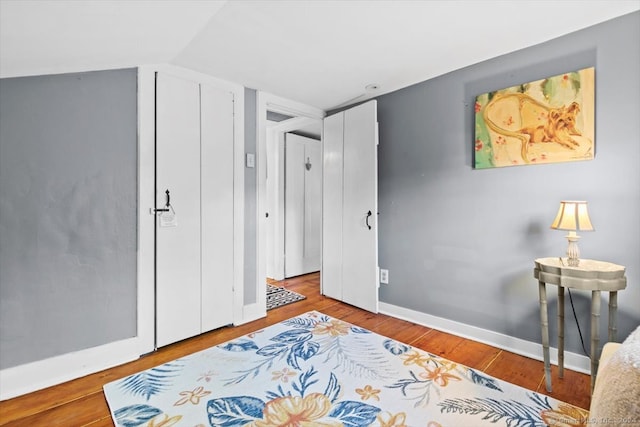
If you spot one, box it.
[588,327,640,426]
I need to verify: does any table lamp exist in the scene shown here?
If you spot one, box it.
[550,200,594,266]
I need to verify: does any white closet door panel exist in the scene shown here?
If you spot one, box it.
[342,101,378,313]
[200,84,234,332]
[155,73,202,347]
[284,136,306,277]
[303,141,321,272]
[321,113,344,300]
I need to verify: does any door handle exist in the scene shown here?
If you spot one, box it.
[366,210,372,230]
[153,189,171,213]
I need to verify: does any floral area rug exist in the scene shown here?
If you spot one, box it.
[266,284,306,310]
[103,311,588,426]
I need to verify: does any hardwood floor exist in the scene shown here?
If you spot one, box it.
[0,272,591,425]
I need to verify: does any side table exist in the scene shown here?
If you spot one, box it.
[533,257,626,393]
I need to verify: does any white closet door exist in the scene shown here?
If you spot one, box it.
[285,134,321,277]
[155,74,235,348]
[322,100,378,313]
[155,73,202,347]
[200,84,234,332]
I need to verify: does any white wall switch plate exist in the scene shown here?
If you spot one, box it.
[246,153,255,168]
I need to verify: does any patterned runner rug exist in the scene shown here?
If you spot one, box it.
[103,311,588,426]
[266,284,306,310]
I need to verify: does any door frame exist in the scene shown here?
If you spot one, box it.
[254,92,324,318]
[266,117,322,281]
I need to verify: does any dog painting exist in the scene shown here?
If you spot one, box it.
[474,67,595,169]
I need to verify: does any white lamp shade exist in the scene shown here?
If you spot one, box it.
[550,200,594,231]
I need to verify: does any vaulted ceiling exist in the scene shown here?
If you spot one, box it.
[1,0,638,110]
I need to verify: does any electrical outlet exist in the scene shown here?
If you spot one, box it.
[380,269,389,284]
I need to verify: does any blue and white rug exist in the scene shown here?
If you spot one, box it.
[103,311,588,426]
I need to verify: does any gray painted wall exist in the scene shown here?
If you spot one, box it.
[376,12,639,354]
[0,69,138,369]
[244,88,257,304]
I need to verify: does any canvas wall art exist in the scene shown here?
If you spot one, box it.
[474,67,595,169]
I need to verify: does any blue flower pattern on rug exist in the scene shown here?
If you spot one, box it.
[104,311,589,426]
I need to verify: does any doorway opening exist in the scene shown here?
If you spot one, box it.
[256,93,325,314]
[266,112,322,280]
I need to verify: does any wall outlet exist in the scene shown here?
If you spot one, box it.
[380,269,389,284]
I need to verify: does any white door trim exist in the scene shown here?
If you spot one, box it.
[255,92,323,316]
[137,65,158,353]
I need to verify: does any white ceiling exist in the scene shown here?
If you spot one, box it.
[1,0,638,111]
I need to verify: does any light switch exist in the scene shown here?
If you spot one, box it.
[246,153,255,168]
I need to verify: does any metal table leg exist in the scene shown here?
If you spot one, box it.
[590,290,601,394]
[558,285,565,379]
[539,280,552,392]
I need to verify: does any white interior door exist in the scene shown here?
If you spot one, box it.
[155,73,234,348]
[284,133,321,278]
[155,73,202,347]
[322,100,378,313]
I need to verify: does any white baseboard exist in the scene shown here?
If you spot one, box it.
[1,302,268,401]
[0,337,142,401]
[379,302,590,374]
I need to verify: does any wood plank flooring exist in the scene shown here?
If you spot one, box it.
[0,272,591,425]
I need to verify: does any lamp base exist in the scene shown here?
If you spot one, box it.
[566,232,581,267]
